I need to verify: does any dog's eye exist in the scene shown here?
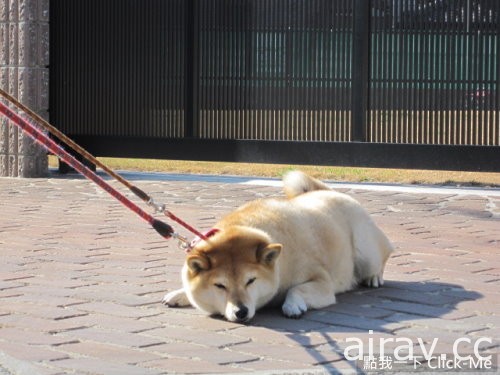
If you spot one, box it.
[246,277,256,287]
[214,283,227,290]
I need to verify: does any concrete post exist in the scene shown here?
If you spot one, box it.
[0,0,49,177]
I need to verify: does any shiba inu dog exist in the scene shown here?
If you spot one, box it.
[162,171,393,322]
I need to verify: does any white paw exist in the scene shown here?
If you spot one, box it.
[364,274,384,288]
[282,294,308,319]
[162,289,191,307]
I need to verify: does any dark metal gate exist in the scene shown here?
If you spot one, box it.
[50,0,500,171]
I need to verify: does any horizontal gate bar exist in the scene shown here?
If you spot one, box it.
[69,136,500,173]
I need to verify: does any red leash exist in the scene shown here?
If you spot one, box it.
[0,99,206,245]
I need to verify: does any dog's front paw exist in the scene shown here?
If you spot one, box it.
[282,295,307,319]
[162,288,191,307]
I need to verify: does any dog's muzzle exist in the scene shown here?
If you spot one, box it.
[226,302,251,323]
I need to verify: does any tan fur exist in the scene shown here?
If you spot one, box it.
[163,171,394,322]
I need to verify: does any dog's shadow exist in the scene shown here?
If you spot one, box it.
[252,280,482,330]
[249,280,483,372]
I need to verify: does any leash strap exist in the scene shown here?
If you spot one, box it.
[0,100,179,240]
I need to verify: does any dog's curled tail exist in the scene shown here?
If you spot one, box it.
[283,171,331,199]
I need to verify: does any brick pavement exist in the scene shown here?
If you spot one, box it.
[0,172,499,374]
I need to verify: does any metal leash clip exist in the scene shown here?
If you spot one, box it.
[147,198,166,214]
[172,232,192,251]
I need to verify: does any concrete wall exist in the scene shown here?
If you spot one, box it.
[0,0,49,177]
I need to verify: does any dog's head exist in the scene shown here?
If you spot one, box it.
[181,226,282,323]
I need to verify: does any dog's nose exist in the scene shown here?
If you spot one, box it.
[235,305,249,321]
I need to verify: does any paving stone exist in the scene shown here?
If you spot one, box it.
[141,326,251,348]
[152,342,258,365]
[142,357,244,374]
[0,340,68,362]
[231,340,342,365]
[48,357,162,375]
[306,311,409,333]
[378,300,476,320]
[57,340,163,365]
[238,359,319,372]
[55,326,166,349]
[0,313,89,334]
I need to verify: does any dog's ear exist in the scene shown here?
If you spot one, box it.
[256,243,282,266]
[186,253,210,274]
